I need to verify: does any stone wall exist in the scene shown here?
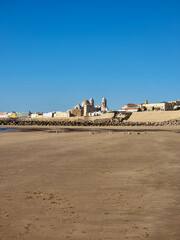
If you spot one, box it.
[127,111,180,122]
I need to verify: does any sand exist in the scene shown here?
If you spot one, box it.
[0,126,180,240]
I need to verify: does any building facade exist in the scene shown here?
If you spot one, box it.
[139,100,180,111]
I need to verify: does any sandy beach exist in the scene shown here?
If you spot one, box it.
[0,126,180,240]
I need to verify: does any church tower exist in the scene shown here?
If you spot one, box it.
[89,98,94,113]
[89,98,94,107]
[101,97,107,112]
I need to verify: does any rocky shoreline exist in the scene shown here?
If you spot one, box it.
[0,117,180,127]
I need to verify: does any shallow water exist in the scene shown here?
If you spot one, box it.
[0,128,15,132]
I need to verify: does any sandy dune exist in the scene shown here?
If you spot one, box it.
[0,127,180,239]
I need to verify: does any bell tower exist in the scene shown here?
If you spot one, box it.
[101,97,107,112]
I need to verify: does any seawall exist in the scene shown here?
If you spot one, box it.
[1,111,180,127]
[127,111,180,123]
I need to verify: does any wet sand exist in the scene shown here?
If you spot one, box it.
[0,127,180,239]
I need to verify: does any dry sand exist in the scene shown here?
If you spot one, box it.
[0,126,180,240]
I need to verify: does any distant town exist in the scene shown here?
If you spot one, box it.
[0,98,180,119]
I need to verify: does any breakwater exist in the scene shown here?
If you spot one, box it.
[0,118,180,127]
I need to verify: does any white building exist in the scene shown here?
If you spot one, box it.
[120,103,139,112]
[43,112,54,118]
[0,112,8,118]
[88,111,102,117]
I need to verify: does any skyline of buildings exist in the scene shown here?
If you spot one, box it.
[0,98,180,119]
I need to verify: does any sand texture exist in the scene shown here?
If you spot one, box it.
[0,127,180,240]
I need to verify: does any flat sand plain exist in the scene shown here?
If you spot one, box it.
[0,126,180,240]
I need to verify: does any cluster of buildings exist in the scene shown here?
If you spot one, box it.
[0,112,31,119]
[0,111,69,119]
[120,100,180,112]
[68,97,108,117]
[1,98,180,119]
[0,97,108,119]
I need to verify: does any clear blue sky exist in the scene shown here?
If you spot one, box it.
[0,0,180,112]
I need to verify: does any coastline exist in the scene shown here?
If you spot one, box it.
[1,125,180,133]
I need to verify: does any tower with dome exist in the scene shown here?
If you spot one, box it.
[69,97,108,117]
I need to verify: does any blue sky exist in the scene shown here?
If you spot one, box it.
[0,0,180,112]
